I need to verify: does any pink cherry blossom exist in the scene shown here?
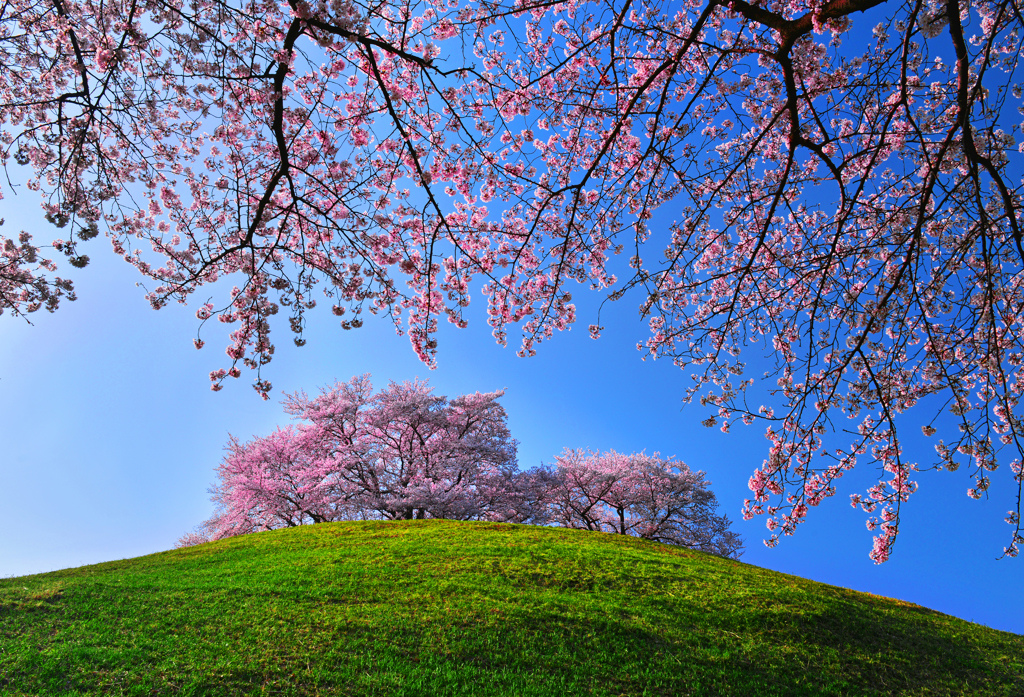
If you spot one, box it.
[179,378,742,556]
[4,0,1022,559]
[178,375,525,544]
[544,449,743,558]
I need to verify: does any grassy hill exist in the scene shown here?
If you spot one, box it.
[1,520,1021,696]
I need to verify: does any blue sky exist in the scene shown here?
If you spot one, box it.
[2,195,1022,636]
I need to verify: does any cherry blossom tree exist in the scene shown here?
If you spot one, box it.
[176,424,354,545]
[7,0,1024,559]
[178,376,525,544]
[545,449,743,558]
[283,375,522,520]
[177,379,743,552]
[221,425,352,523]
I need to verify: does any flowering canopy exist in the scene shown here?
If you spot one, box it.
[179,381,742,558]
[207,424,353,535]
[546,449,743,558]
[3,0,1024,559]
[183,376,528,538]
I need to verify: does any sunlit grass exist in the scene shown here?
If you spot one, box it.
[1,520,1020,696]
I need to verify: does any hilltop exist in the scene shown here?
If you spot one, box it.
[1,520,1021,696]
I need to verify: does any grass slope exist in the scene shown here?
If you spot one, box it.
[1,520,1021,696]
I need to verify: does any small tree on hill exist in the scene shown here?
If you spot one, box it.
[179,425,354,544]
[546,450,743,559]
[213,425,352,529]
[283,375,521,520]
[179,376,524,543]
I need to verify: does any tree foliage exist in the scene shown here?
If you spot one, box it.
[0,221,76,318]
[202,376,526,529]
[179,377,743,558]
[4,0,1024,558]
[546,449,743,557]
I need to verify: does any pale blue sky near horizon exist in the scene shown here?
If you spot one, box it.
[1,192,1022,636]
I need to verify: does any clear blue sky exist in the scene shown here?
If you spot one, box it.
[1,195,1021,636]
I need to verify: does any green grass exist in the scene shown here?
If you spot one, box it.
[1,520,1020,696]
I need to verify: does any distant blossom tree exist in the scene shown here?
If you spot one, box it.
[5,0,1024,559]
[208,424,354,535]
[179,375,529,543]
[545,449,743,558]
[285,375,527,520]
[179,377,742,557]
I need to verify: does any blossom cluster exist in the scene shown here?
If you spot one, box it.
[4,0,1023,557]
[177,377,743,558]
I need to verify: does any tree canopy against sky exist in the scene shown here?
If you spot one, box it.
[546,448,743,557]
[2,0,1024,561]
[180,376,533,543]
[180,376,743,558]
